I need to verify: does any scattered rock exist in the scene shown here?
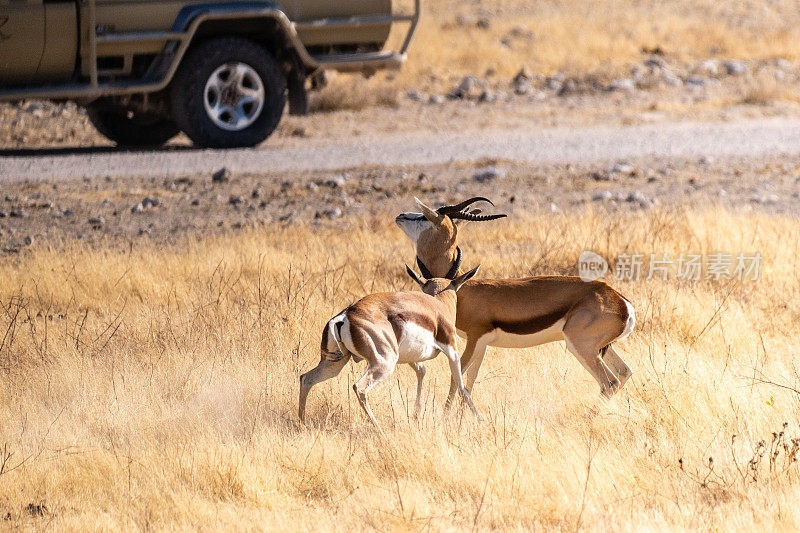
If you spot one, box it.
[609,162,635,175]
[545,77,563,92]
[130,202,145,213]
[252,186,263,198]
[0,211,6,218]
[88,216,105,228]
[291,127,307,137]
[476,17,491,30]
[661,70,683,87]
[316,207,343,219]
[190,199,200,206]
[644,55,666,68]
[592,191,614,202]
[699,156,715,165]
[557,79,578,96]
[406,89,425,102]
[229,195,244,207]
[607,78,635,93]
[473,166,506,182]
[750,193,780,204]
[142,197,159,209]
[212,167,231,183]
[478,90,497,103]
[626,190,653,208]
[448,75,479,99]
[592,171,614,181]
[685,75,709,87]
[774,58,792,71]
[10,209,28,218]
[723,59,748,76]
[24,235,34,246]
[325,174,347,187]
[512,68,533,95]
[428,94,444,104]
[696,59,719,77]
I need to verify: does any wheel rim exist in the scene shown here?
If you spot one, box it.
[203,62,265,132]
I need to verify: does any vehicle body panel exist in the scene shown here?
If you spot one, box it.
[41,2,78,81]
[0,2,46,83]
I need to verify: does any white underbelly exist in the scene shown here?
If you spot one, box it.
[397,322,440,364]
[489,319,566,348]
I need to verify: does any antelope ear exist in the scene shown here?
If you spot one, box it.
[451,264,480,291]
[405,264,426,288]
[414,197,445,227]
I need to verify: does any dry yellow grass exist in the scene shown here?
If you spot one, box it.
[2,207,800,530]
[364,0,800,92]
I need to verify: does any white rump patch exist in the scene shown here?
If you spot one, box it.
[617,299,636,341]
[335,314,358,356]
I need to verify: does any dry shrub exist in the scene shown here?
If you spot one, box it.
[310,77,400,112]
[740,75,800,105]
[1,208,800,529]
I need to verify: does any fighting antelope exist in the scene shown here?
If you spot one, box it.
[299,266,482,431]
[395,197,635,403]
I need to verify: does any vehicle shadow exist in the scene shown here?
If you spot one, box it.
[0,144,200,157]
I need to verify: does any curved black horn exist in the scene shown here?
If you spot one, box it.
[449,212,508,222]
[437,196,495,215]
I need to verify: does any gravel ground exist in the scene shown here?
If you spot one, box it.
[1,155,798,254]
[4,118,800,182]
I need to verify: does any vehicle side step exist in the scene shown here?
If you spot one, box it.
[310,51,405,71]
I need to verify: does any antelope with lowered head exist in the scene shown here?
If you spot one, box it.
[299,266,482,432]
[395,197,635,404]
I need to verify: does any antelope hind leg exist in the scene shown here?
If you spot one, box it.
[353,360,393,435]
[565,339,621,399]
[602,344,632,389]
[299,354,351,423]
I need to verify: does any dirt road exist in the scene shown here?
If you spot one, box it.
[3,118,800,182]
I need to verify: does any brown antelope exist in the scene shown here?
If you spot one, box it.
[395,197,635,404]
[299,266,482,431]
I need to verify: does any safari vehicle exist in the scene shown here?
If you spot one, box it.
[0,0,419,148]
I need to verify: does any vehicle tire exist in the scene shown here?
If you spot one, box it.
[87,103,180,148]
[170,37,286,149]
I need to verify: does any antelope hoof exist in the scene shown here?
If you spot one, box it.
[601,381,621,399]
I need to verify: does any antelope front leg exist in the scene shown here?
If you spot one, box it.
[439,344,481,421]
[408,362,426,418]
[445,337,477,412]
[445,334,491,412]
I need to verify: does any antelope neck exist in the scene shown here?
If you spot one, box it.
[416,246,462,280]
